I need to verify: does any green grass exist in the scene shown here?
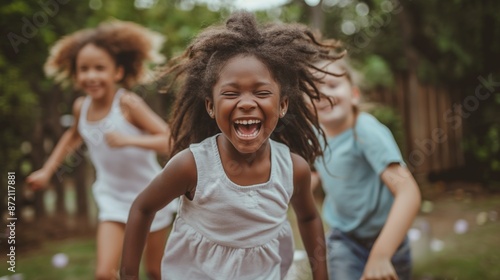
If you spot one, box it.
[413,221,500,279]
[5,238,96,280]
[1,237,151,280]
[412,195,500,280]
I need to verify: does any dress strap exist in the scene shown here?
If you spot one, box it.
[78,96,92,125]
[269,139,294,198]
[111,88,125,108]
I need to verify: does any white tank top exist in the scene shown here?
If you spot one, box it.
[78,89,175,231]
[162,134,294,279]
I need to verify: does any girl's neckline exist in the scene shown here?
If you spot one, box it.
[85,88,124,124]
[211,134,274,189]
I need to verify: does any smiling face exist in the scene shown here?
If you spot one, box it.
[75,43,123,100]
[206,54,288,155]
[313,60,359,136]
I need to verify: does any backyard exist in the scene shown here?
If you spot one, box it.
[1,1,499,279]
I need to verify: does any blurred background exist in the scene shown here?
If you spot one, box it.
[1,0,499,279]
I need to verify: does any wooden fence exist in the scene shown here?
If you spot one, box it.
[364,74,465,177]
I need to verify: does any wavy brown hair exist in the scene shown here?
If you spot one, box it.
[165,12,344,164]
[44,20,165,88]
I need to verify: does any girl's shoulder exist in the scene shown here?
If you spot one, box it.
[118,90,144,108]
[290,152,310,182]
[164,148,198,189]
[117,90,154,123]
[269,140,308,181]
[356,112,381,127]
[72,96,86,118]
[355,112,389,135]
[64,96,86,131]
[354,112,398,148]
[170,148,197,172]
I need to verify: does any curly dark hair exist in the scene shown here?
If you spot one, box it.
[44,20,165,89]
[165,12,343,164]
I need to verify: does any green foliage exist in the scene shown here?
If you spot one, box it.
[366,104,405,153]
[0,67,37,172]
[463,122,500,182]
[359,55,394,89]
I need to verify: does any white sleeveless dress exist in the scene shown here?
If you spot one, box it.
[161,134,294,279]
[78,89,177,231]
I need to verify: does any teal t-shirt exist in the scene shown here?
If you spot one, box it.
[315,112,405,239]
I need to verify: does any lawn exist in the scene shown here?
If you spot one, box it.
[2,191,499,280]
[411,193,500,280]
[2,238,96,280]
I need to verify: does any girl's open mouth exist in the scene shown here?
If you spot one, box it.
[234,119,261,138]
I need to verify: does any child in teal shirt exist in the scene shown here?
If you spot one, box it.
[311,57,421,280]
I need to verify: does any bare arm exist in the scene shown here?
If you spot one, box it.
[106,92,171,155]
[120,149,196,279]
[26,97,84,189]
[310,171,321,192]
[290,154,328,280]
[361,163,421,280]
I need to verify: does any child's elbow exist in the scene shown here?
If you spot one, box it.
[408,180,422,212]
[415,184,422,206]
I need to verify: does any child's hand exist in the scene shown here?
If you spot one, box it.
[105,131,128,147]
[26,169,51,190]
[360,256,398,280]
